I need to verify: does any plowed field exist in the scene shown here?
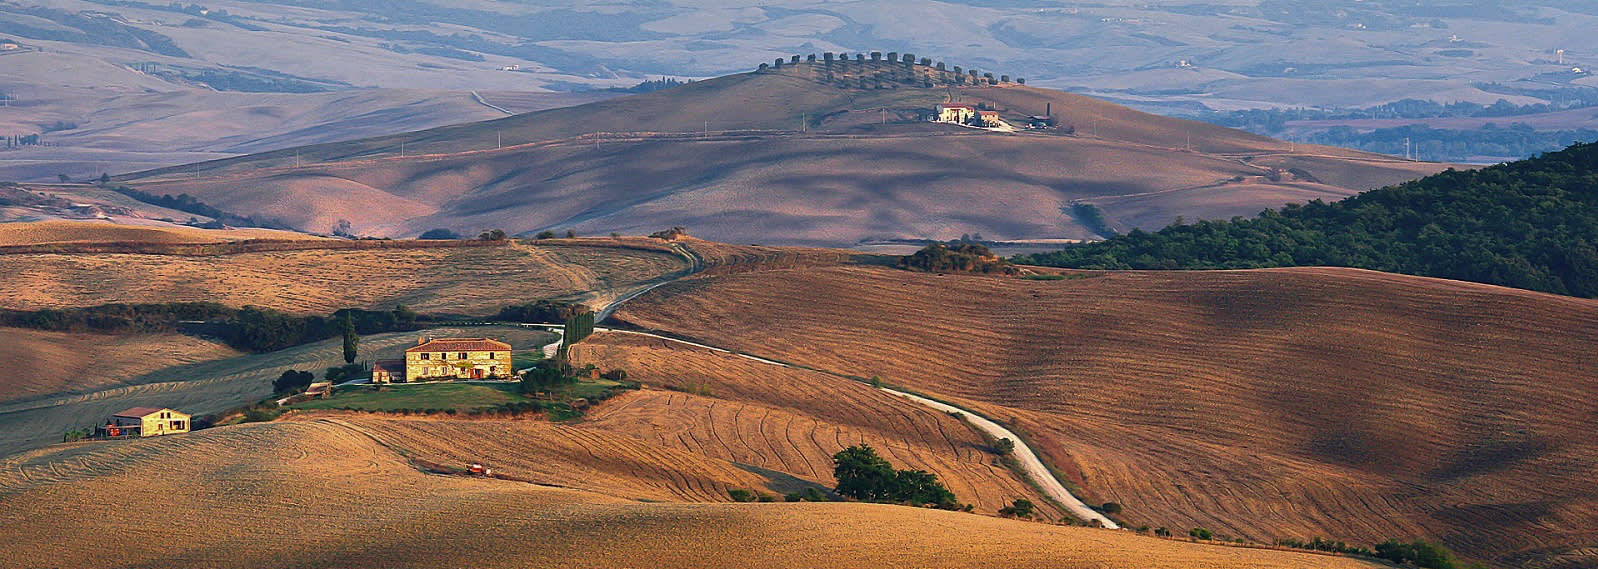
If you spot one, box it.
[0,418,1386,569]
[614,264,1598,566]
[572,332,1051,516]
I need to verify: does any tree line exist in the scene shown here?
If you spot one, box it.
[0,302,429,353]
[1019,141,1598,298]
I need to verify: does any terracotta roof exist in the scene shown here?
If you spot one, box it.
[406,338,512,353]
[938,103,975,110]
[113,406,170,418]
[373,359,406,372]
[978,110,1000,115]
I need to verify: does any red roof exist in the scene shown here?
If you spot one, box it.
[978,110,1000,116]
[113,406,171,418]
[373,359,406,373]
[938,103,975,110]
[406,338,511,353]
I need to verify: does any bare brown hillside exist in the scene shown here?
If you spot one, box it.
[119,64,1448,246]
[614,264,1598,567]
[0,418,1387,569]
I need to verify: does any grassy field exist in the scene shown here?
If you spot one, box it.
[614,263,1598,566]
[0,325,552,457]
[0,417,1389,569]
[291,378,620,416]
[0,239,687,314]
[293,383,522,413]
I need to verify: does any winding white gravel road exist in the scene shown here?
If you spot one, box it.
[572,325,1119,528]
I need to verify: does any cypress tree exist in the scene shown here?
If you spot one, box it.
[341,312,358,364]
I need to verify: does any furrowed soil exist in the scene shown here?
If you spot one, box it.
[0,239,687,314]
[570,331,1055,517]
[0,418,1386,569]
[614,264,1598,566]
[0,325,552,457]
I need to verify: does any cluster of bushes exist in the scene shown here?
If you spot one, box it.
[273,370,316,394]
[998,498,1035,518]
[899,242,1014,274]
[832,444,963,510]
[1273,537,1465,569]
[1019,141,1598,298]
[494,300,589,324]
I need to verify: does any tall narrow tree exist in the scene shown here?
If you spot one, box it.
[341,312,358,364]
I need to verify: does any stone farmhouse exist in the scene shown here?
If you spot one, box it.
[380,337,514,383]
[936,103,976,123]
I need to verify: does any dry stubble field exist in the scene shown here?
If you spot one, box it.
[0,220,325,246]
[0,239,688,314]
[614,264,1598,566]
[0,328,239,404]
[570,332,1057,517]
[0,418,1387,569]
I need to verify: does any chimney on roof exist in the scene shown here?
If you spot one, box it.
[418,336,429,345]
[1046,102,1052,117]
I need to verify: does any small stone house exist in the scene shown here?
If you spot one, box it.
[977,110,1002,127]
[371,359,406,383]
[403,338,513,381]
[107,407,190,438]
[936,103,976,123]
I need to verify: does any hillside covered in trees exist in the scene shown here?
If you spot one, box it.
[1019,142,1598,298]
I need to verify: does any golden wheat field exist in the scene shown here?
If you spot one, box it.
[569,332,1057,517]
[0,220,326,246]
[0,419,1386,569]
[0,328,239,404]
[0,240,687,314]
[614,264,1598,566]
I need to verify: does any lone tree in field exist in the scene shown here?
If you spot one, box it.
[998,498,1035,518]
[341,312,358,364]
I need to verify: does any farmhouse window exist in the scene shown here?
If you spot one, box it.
[488,353,495,359]
[459,352,468,359]
[421,353,430,360]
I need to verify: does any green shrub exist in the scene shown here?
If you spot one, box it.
[1101,502,1123,514]
[728,489,756,502]
[1190,528,1214,540]
[998,498,1035,518]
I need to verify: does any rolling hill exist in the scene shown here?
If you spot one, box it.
[0,417,1388,569]
[0,237,689,314]
[118,62,1449,246]
[613,262,1598,567]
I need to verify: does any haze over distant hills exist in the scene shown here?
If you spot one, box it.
[117,61,1448,246]
[4,1,1598,179]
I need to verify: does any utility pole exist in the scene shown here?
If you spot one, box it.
[400,141,405,157]
[704,121,709,137]
[1404,137,1412,161]
[497,131,502,149]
